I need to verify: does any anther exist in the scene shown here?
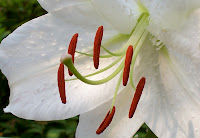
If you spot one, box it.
[129,77,145,118]
[93,26,103,69]
[96,106,115,134]
[57,63,66,104]
[68,33,78,76]
[123,45,133,86]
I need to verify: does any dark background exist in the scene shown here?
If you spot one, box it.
[0,0,157,137]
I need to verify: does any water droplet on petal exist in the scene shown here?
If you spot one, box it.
[52,42,56,46]
[41,54,46,57]
[199,43,200,49]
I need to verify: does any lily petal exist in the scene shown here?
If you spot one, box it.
[141,0,200,29]
[91,0,141,34]
[37,0,86,12]
[0,2,127,121]
[76,84,144,138]
[37,0,142,34]
[133,36,200,137]
[148,9,200,58]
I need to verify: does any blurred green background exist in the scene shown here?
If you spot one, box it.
[0,0,157,137]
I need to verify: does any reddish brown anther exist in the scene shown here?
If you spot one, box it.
[123,45,134,86]
[96,106,116,134]
[68,33,78,76]
[129,77,146,118]
[57,63,66,104]
[93,26,103,69]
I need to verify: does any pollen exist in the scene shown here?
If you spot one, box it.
[93,26,103,69]
[57,63,66,104]
[123,45,133,86]
[96,106,116,134]
[129,77,145,118]
[68,33,78,76]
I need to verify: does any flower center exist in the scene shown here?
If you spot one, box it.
[58,13,149,134]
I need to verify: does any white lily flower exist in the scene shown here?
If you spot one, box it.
[0,0,200,138]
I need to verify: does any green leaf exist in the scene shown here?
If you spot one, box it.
[46,129,66,138]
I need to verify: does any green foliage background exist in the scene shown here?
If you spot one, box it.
[0,0,157,137]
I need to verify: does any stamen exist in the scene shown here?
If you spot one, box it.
[129,77,145,118]
[75,45,125,58]
[68,33,78,76]
[75,33,129,58]
[110,71,123,111]
[93,26,103,69]
[123,45,133,86]
[57,63,66,104]
[101,45,125,57]
[75,50,112,58]
[96,106,116,134]
[121,13,149,51]
[129,31,149,90]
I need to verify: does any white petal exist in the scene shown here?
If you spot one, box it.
[76,84,144,138]
[133,37,200,138]
[0,2,119,89]
[0,3,127,120]
[91,0,142,34]
[148,9,200,58]
[141,0,200,29]
[37,0,86,12]
[38,0,142,34]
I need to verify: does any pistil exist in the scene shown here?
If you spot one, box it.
[66,56,123,81]
[61,54,124,85]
